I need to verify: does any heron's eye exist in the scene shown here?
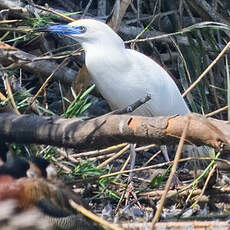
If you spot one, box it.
[79,26,86,32]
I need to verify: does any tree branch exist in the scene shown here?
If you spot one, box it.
[0,113,229,152]
[0,41,76,85]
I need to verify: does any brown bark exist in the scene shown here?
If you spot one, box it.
[0,112,229,151]
[186,0,230,25]
[107,0,132,32]
[0,41,75,85]
[185,0,230,38]
[0,0,31,19]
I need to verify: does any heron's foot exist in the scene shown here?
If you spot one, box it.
[125,181,142,209]
[170,173,182,189]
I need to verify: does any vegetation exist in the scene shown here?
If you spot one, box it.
[0,0,230,229]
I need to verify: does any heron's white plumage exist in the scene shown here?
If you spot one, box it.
[43,18,209,159]
[68,19,190,117]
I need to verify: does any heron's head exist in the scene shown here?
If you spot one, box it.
[36,19,124,49]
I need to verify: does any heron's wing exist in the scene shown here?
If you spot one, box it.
[124,49,190,116]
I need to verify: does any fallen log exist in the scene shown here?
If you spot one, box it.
[0,112,229,151]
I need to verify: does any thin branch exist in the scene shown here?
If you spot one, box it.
[152,117,190,226]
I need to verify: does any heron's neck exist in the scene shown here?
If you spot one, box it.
[81,34,125,53]
[83,38,126,66]
[83,40,128,84]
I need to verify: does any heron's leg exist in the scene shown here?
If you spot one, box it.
[160,145,170,162]
[129,144,136,180]
[125,143,142,209]
[161,145,181,188]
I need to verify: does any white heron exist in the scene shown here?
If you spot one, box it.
[37,19,208,205]
[39,19,190,117]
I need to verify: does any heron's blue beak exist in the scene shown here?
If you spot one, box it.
[35,24,86,35]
